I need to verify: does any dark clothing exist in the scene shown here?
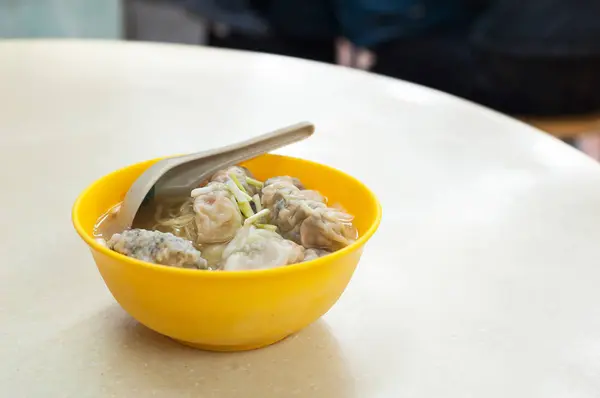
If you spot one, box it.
[187,0,483,44]
[263,0,479,47]
[200,0,600,116]
[208,30,337,63]
[372,33,600,115]
[471,0,600,57]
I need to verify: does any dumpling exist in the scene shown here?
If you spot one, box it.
[108,229,208,269]
[303,248,331,262]
[264,176,304,190]
[261,175,322,208]
[191,182,242,244]
[262,180,357,251]
[211,166,259,196]
[261,177,301,209]
[300,207,357,251]
[293,189,325,203]
[271,196,326,238]
[199,242,228,268]
[222,225,305,271]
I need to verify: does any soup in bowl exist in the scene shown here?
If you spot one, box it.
[72,154,381,351]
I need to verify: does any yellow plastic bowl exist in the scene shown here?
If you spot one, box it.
[72,154,381,351]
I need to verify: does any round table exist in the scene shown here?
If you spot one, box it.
[3,40,600,398]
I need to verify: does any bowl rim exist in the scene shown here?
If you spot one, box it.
[72,154,382,279]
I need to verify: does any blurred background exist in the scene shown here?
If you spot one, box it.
[3,0,600,157]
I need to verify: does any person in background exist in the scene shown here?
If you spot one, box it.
[189,0,600,117]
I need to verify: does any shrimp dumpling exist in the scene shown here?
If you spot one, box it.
[264,176,304,189]
[300,207,357,251]
[303,248,331,262]
[262,176,326,234]
[294,189,325,203]
[199,242,228,268]
[261,176,304,208]
[261,176,356,251]
[222,226,305,271]
[192,182,242,244]
[271,196,326,239]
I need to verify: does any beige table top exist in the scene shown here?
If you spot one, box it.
[2,40,600,398]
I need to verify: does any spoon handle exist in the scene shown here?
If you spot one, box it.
[182,121,314,164]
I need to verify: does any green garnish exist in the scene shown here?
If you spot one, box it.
[246,177,264,189]
[252,194,262,212]
[239,201,254,218]
[229,172,248,194]
[225,179,252,202]
[224,179,254,218]
[256,224,277,232]
[244,208,270,225]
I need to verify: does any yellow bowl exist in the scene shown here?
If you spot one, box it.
[72,154,381,351]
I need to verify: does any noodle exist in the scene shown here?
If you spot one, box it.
[153,198,199,244]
